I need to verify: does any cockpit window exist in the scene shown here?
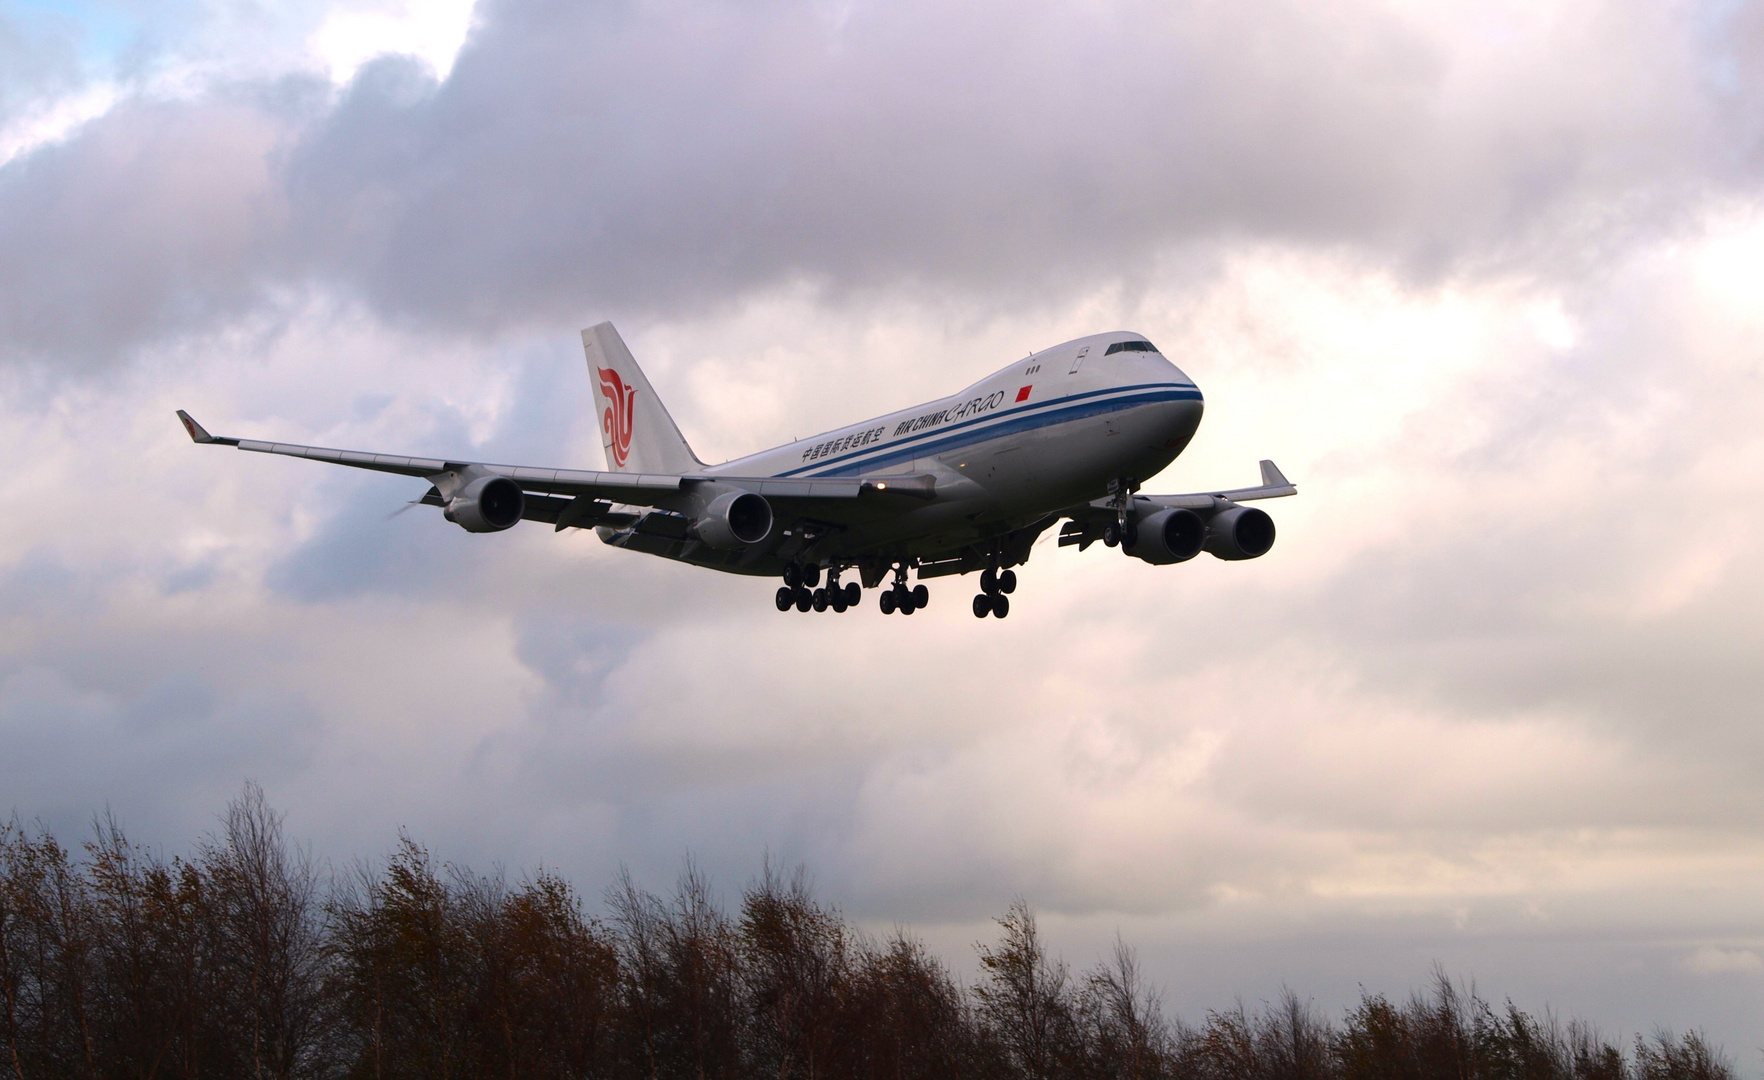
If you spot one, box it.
[1104,339,1158,355]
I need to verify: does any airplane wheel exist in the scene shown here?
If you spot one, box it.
[991,593,1010,618]
[972,594,991,618]
[980,568,997,594]
[813,588,829,612]
[803,564,822,588]
[1123,522,1138,549]
[783,564,801,587]
[845,582,861,606]
[879,590,896,615]
[898,592,916,615]
[999,570,1017,594]
[775,587,794,612]
[831,592,848,613]
[795,588,813,612]
[1103,524,1120,547]
[912,584,928,607]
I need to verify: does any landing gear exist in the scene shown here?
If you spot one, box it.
[878,564,926,615]
[1106,477,1138,551]
[1103,521,1137,549]
[974,552,1015,618]
[779,565,863,614]
[980,568,1016,594]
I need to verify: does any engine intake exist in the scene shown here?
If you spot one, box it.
[1125,507,1206,565]
[692,490,773,549]
[445,475,525,532]
[1204,505,1276,560]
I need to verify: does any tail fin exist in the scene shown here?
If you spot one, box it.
[581,322,704,474]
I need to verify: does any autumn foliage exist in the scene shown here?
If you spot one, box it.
[0,788,1737,1080]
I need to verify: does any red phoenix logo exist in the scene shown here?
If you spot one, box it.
[597,367,638,468]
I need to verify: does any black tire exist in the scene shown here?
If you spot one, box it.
[775,586,794,611]
[879,591,896,614]
[783,564,801,588]
[899,593,916,615]
[999,569,1017,594]
[912,584,928,607]
[813,588,828,612]
[803,564,822,588]
[972,594,991,618]
[1103,524,1120,547]
[980,568,997,594]
[1123,522,1138,549]
[845,582,861,606]
[831,592,848,613]
[992,593,1010,618]
[795,588,813,613]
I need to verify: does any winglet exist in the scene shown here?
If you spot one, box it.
[1259,459,1290,488]
[176,410,237,446]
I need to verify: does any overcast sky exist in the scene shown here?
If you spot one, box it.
[4,0,1764,1063]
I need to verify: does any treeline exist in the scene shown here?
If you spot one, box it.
[0,788,1738,1080]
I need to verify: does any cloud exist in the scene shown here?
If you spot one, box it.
[3,0,1758,369]
[3,0,1764,1060]
[1684,946,1764,977]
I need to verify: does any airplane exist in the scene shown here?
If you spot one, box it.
[177,323,1296,619]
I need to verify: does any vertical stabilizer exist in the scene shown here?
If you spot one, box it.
[581,323,704,474]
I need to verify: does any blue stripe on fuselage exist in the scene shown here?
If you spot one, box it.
[769,382,1201,478]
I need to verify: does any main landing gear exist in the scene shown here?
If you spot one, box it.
[878,564,928,616]
[776,563,861,614]
[972,565,1016,619]
[774,561,935,617]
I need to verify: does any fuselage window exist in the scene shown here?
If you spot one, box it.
[1103,340,1159,355]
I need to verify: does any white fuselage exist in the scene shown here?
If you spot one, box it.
[696,332,1203,558]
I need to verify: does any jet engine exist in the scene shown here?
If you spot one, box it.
[1204,504,1276,560]
[1125,507,1206,565]
[444,475,525,532]
[691,490,774,549]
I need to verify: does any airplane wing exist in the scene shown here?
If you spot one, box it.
[175,411,933,528]
[1140,459,1298,508]
[1056,459,1297,549]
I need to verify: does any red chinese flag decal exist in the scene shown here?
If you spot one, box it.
[1015,385,1032,402]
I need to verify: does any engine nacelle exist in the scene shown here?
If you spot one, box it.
[1204,505,1276,560]
[691,490,774,549]
[444,475,525,533]
[1125,507,1206,565]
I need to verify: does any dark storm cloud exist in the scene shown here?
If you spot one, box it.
[3,0,1757,366]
